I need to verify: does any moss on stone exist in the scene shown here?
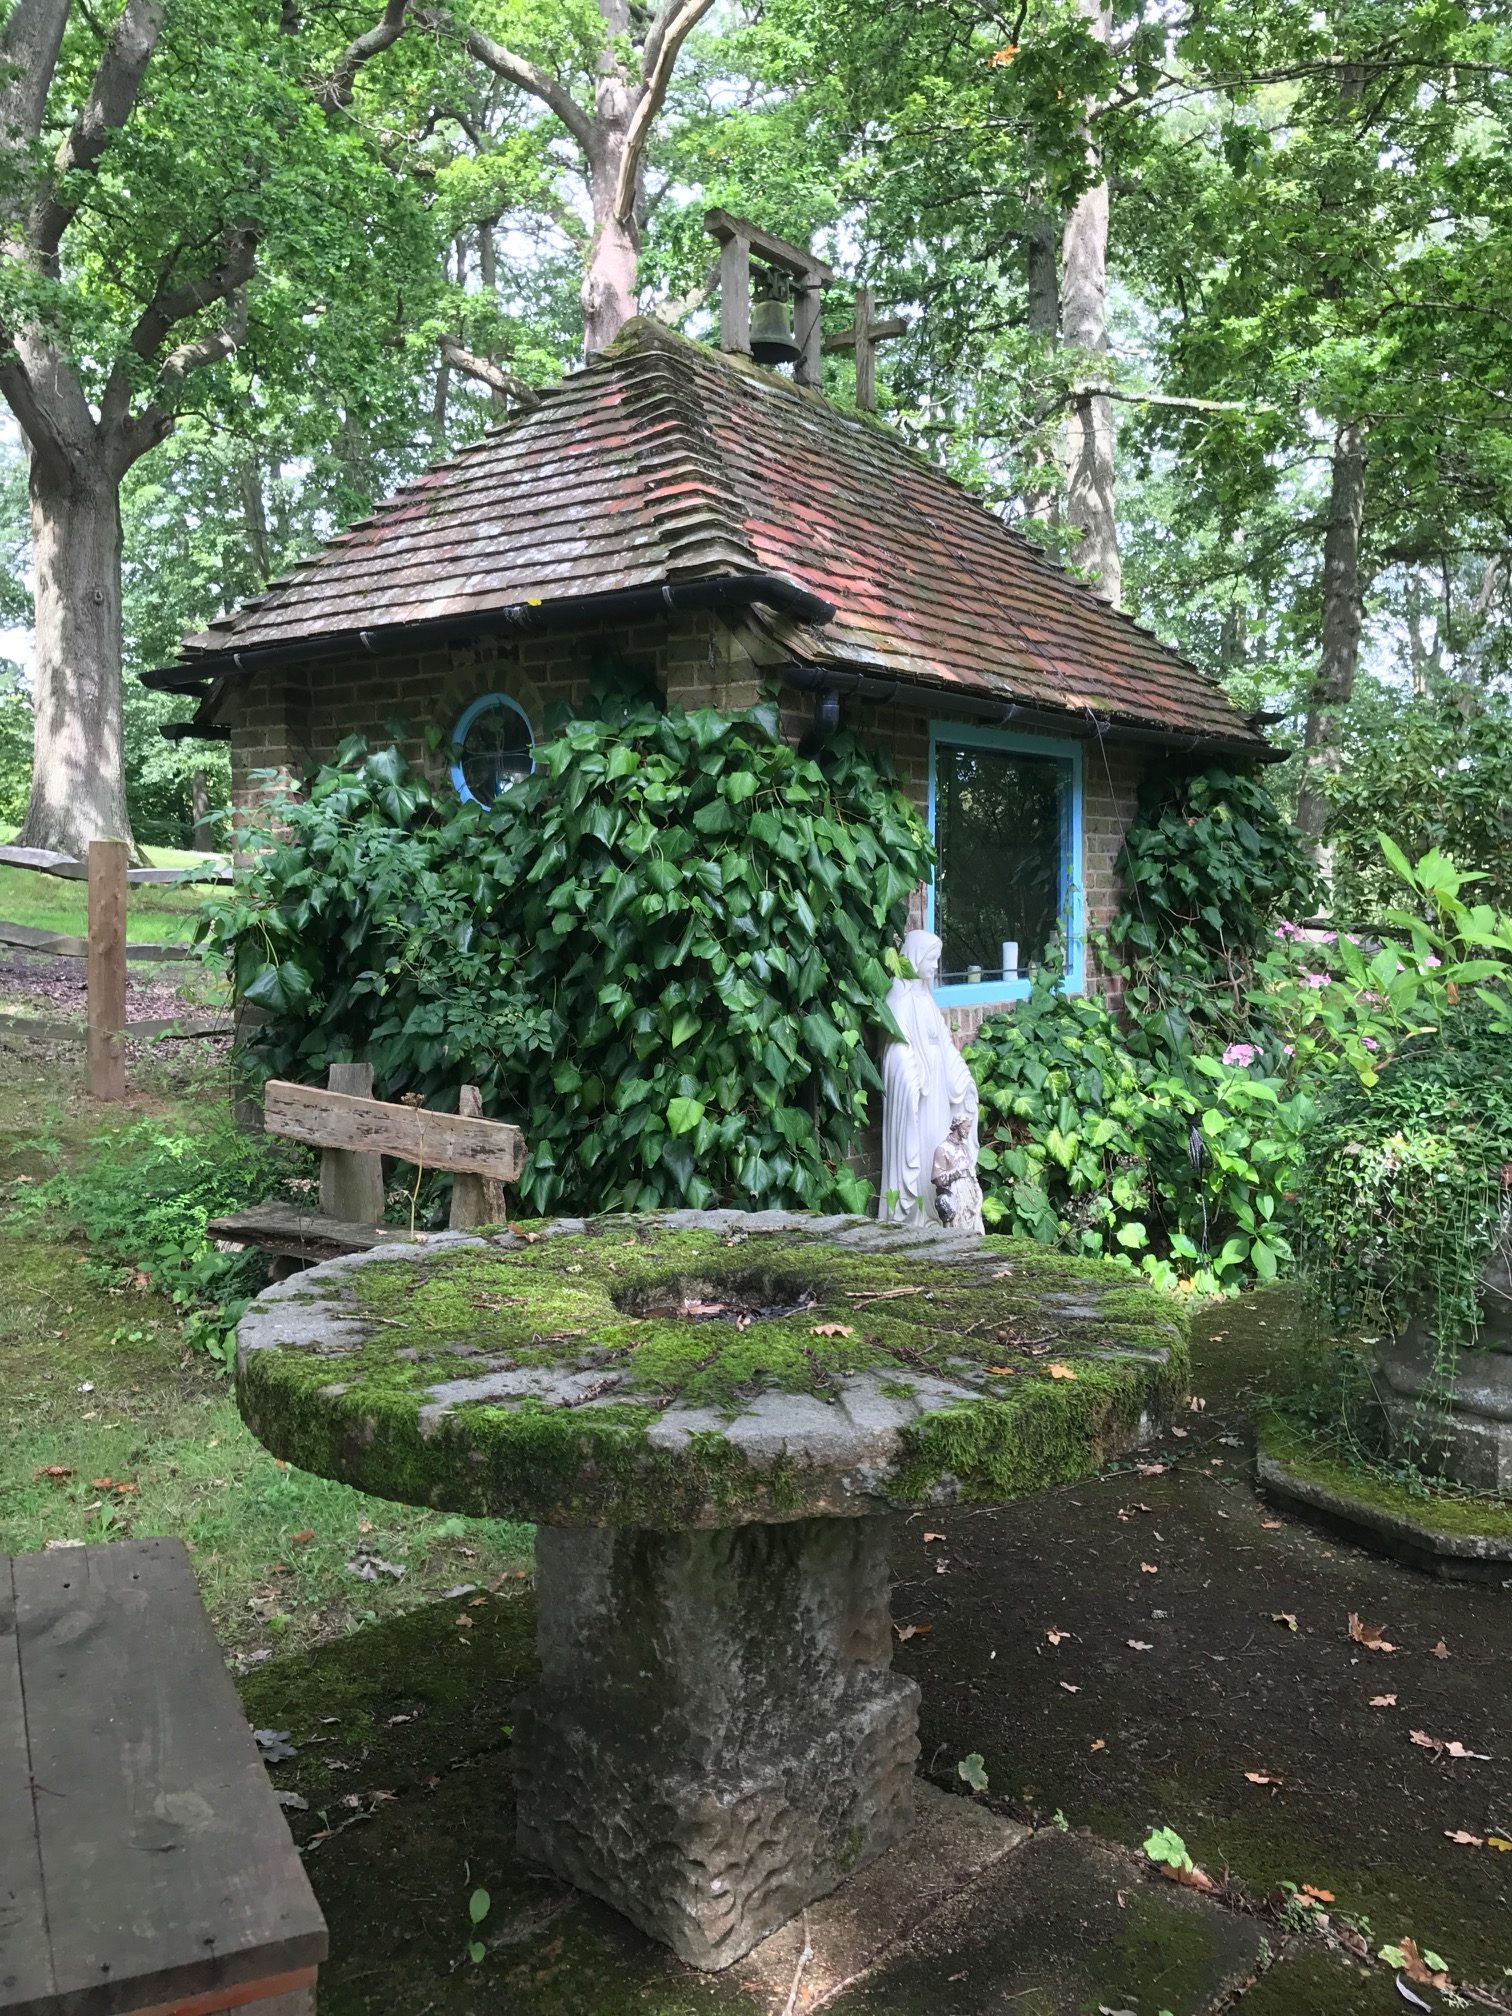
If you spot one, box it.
[238,1216,1187,1526]
[1258,1416,1512,1542]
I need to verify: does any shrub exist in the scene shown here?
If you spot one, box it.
[1297,1011,1512,1357]
[204,697,933,1217]
[9,1109,304,1364]
[967,972,1308,1293]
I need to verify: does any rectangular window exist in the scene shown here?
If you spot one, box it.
[928,725,1083,1004]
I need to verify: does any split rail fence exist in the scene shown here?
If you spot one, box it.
[0,841,233,1098]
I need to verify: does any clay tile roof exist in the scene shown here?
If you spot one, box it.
[176,319,1266,753]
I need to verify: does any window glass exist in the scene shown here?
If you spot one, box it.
[933,739,1071,985]
[451,694,534,805]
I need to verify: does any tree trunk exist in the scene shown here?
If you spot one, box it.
[240,458,271,580]
[17,459,133,854]
[1023,211,1060,527]
[1061,0,1119,606]
[582,179,638,354]
[1295,419,1367,853]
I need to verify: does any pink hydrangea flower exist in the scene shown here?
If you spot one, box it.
[1283,1043,1295,1057]
[1274,920,1304,940]
[1361,1036,1379,1052]
[1425,954,1442,968]
[1222,1041,1259,1067]
[1303,972,1329,989]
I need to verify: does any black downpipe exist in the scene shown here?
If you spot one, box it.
[797,686,841,757]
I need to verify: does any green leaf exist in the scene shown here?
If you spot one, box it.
[469,1888,491,1926]
[956,1753,989,1793]
[666,1096,706,1137]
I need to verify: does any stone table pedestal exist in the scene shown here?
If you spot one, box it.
[235,1208,1187,1972]
[515,1517,919,1969]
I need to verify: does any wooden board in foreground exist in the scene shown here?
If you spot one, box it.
[0,843,230,885]
[264,1079,526,1181]
[3,1538,325,2015]
[0,919,195,962]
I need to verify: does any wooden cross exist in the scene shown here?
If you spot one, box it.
[822,288,907,413]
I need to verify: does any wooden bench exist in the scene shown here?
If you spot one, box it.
[2,1538,325,2016]
[211,1064,526,1274]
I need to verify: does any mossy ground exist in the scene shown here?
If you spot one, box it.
[0,1070,531,1657]
[239,1225,1188,1524]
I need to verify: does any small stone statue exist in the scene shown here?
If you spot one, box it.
[932,1114,985,1234]
[880,929,982,1232]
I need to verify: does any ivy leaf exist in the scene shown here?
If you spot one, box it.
[666,1096,706,1137]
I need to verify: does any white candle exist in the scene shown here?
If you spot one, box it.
[1002,940,1019,979]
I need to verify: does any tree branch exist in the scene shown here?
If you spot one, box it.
[416,7,594,152]
[30,0,163,270]
[612,0,713,224]
[438,336,540,408]
[96,225,259,435]
[315,0,412,110]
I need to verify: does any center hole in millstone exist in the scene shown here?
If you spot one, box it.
[614,1274,819,1329]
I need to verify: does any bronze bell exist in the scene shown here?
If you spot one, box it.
[750,294,801,367]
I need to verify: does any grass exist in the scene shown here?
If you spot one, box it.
[0,859,219,943]
[0,1069,533,1656]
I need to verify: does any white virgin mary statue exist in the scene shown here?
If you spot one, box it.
[880,929,982,1232]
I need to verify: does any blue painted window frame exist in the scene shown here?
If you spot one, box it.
[925,721,1085,1006]
[449,692,536,805]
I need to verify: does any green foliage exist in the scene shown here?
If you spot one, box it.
[957,1753,989,1793]
[1143,1826,1194,1873]
[9,1110,303,1364]
[1298,1013,1512,1359]
[967,972,1307,1296]
[1326,681,1512,917]
[0,679,30,829]
[203,699,933,1216]
[1111,765,1322,1048]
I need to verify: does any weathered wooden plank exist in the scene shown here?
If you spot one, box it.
[87,841,128,1101]
[264,1080,526,1181]
[448,1084,508,1230]
[9,1538,326,2016]
[209,1202,417,1261]
[0,921,195,963]
[0,1012,231,1048]
[0,845,230,887]
[319,1063,385,1225]
[703,208,835,281]
[0,1559,54,2010]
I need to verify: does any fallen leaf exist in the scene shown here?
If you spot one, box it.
[275,1790,309,1811]
[1487,1836,1512,1851]
[1188,1395,1206,1411]
[1393,1978,1431,2012]
[455,1613,473,1629]
[894,1622,932,1642]
[1127,1639,1154,1652]
[254,1729,297,1762]
[1348,1612,1396,1653]
[1370,1694,1398,1709]
[985,1364,1019,1375]
[1139,1562,1158,1575]
[1136,1461,1167,1477]
[1300,1884,1334,1903]
[1090,1738,1106,1752]
[1410,1729,1491,1760]
[1044,1628,1069,1645]
[1272,1613,1298,1631]
[1170,1425,1189,1438]
[1047,1363,1078,1380]
[1261,1519,1282,1530]
[923,1532,947,1544]
[811,1323,854,1338]
[1431,1640,1451,1659]
[1444,1830,1484,1846]
[1245,1772,1283,1786]
[290,1528,315,1545]
[1059,1681,1081,1694]
[1398,1937,1449,1989]
[34,1465,72,1481]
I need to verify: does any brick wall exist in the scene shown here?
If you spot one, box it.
[224,616,1148,1022]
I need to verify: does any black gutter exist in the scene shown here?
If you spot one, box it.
[777,661,1283,764]
[141,572,838,695]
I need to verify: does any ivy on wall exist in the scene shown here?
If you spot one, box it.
[205,697,933,1216]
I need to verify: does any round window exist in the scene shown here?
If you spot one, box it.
[450,693,535,805]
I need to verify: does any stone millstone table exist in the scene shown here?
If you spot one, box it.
[236,1210,1187,1971]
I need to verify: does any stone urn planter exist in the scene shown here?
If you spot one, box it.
[236,1209,1186,1971]
[1375,1242,1512,1493]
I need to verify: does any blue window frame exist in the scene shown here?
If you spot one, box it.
[450,693,535,805]
[926,722,1084,1006]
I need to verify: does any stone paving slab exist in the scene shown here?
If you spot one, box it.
[734,1783,1026,2005]
[822,1827,1266,2015]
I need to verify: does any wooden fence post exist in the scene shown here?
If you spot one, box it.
[86,839,128,1100]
